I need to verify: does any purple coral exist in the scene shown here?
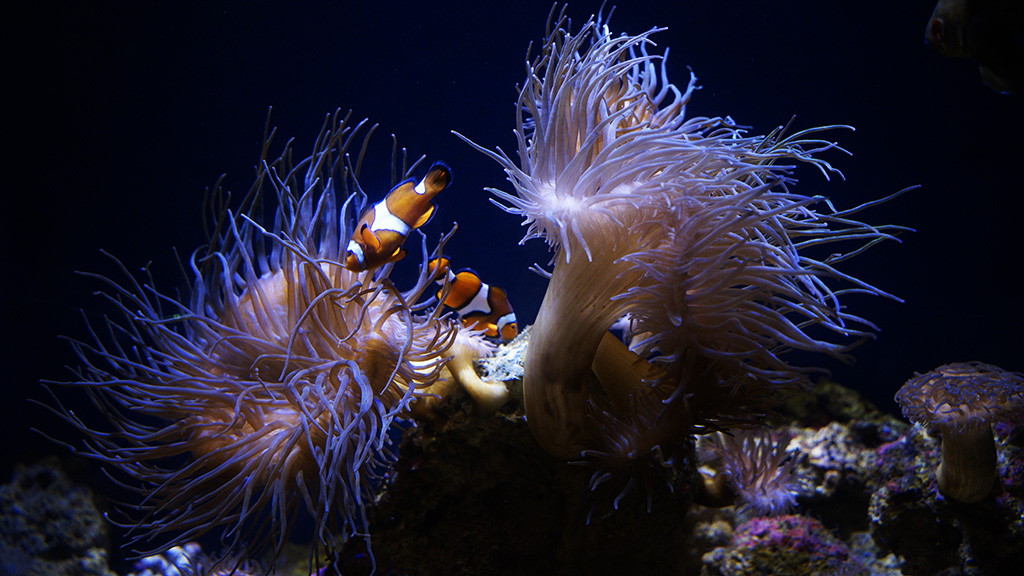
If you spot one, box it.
[710,515,865,575]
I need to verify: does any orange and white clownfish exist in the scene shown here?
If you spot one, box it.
[428,258,518,342]
[344,162,452,272]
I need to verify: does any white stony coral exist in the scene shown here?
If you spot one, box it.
[460,10,907,461]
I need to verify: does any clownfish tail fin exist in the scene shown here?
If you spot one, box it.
[423,161,453,193]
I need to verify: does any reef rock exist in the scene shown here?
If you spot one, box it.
[0,460,116,576]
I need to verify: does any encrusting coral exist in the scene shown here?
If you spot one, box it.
[41,110,461,568]
[460,7,908,496]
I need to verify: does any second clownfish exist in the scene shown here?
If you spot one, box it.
[429,258,519,342]
[344,162,452,272]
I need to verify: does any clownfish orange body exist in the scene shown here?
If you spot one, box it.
[429,258,518,342]
[344,162,452,272]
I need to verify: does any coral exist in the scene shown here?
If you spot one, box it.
[459,8,906,483]
[0,461,116,576]
[793,423,877,495]
[869,424,1024,574]
[43,111,459,565]
[349,396,696,576]
[777,378,894,428]
[331,356,1020,575]
[128,542,203,576]
[476,325,529,385]
[771,422,878,538]
[702,514,867,576]
[127,542,266,576]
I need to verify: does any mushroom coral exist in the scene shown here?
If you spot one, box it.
[43,111,459,564]
[895,361,1024,502]
[460,11,907,463]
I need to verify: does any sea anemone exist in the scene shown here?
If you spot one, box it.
[459,9,906,461]
[408,325,509,421]
[42,110,459,565]
[703,429,802,516]
[895,361,1024,502]
[445,327,510,415]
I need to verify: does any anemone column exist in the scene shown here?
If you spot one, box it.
[525,239,643,459]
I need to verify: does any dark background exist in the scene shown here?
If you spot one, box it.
[6,0,1021,515]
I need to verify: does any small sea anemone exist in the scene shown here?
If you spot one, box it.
[704,429,802,516]
[42,110,459,565]
[460,9,907,462]
[895,361,1024,502]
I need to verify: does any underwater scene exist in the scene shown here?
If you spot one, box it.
[4,1,1023,575]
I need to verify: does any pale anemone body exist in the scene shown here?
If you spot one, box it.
[706,430,801,516]
[462,12,906,465]
[49,111,458,562]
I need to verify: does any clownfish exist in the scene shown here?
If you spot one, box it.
[429,258,518,342]
[344,162,452,272]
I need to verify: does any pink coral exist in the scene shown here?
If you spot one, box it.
[711,515,865,575]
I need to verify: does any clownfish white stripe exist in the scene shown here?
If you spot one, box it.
[414,180,427,195]
[345,241,365,265]
[369,199,411,236]
[461,281,492,316]
[497,313,516,331]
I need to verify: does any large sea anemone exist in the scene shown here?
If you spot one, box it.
[42,110,459,567]
[460,7,907,475]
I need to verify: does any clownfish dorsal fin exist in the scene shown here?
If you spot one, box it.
[360,224,381,251]
[389,178,416,196]
[411,204,436,229]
